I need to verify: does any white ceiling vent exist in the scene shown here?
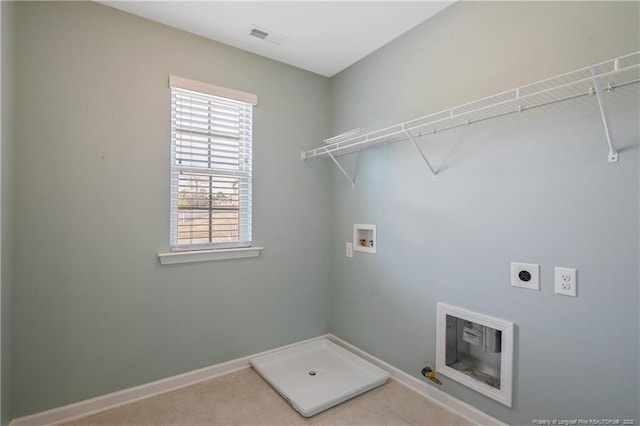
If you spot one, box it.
[249,26,287,46]
[249,28,269,40]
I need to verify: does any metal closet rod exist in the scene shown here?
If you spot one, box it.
[302,51,639,169]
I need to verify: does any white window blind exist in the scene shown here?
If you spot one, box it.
[169,76,255,251]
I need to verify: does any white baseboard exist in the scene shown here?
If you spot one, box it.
[326,335,506,426]
[10,334,330,426]
[11,333,503,426]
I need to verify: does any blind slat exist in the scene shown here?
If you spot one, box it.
[174,128,241,141]
[172,114,251,129]
[172,98,250,114]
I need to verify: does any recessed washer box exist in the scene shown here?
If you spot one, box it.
[250,339,389,417]
[354,224,376,253]
[436,303,514,407]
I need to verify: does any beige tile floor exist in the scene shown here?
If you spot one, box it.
[63,368,473,426]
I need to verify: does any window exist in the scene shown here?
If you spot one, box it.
[169,76,257,251]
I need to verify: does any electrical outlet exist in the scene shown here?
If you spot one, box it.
[511,262,540,290]
[555,267,577,297]
[346,242,353,258]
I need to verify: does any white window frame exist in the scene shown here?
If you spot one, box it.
[158,76,262,264]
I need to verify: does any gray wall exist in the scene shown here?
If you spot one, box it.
[328,1,639,424]
[1,1,15,425]
[12,1,331,417]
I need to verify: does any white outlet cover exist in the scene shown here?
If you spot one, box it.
[346,242,353,258]
[511,262,540,291]
[555,267,577,297]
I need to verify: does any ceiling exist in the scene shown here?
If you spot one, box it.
[99,1,454,77]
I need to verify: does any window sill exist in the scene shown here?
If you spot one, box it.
[158,247,263,265]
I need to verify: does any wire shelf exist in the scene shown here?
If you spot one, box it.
[302,52,640,161]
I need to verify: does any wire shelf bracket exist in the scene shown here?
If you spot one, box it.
[301,52,640,185]
[591,65,618,162]
[405,130,438,181]
[327,151,356,189]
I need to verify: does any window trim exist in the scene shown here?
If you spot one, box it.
[158,247,263,265]
[169,75,257,106]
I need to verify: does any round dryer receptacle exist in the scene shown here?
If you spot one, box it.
[518,270,531,282]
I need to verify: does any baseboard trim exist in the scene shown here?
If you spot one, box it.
[11,333,503,426]
[10,334,330,426]
[326,335,506,426]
